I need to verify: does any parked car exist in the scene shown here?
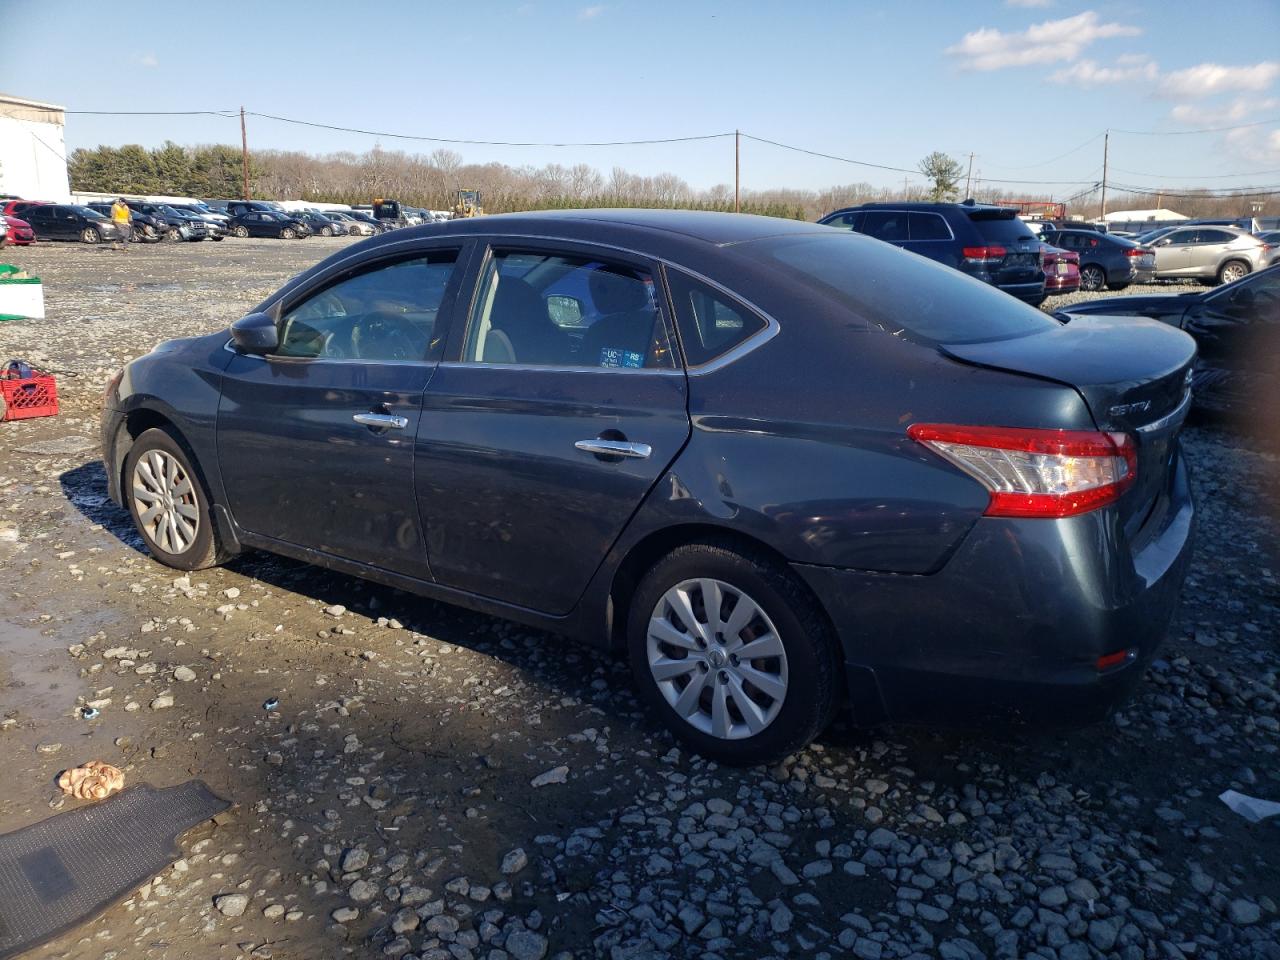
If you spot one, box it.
[2,215,35,245]
[346,210,392,234]
[87,203,165,243]
[1134,226,1181,247]
[820,201,1047,304]
[1040,244,1079,296]
[21,204,124,243]
[224,200,283,219]
[322,211,377,236]
[226,210,310,239]
[126,202,210,242]
[1146,226,1273,285]
[1055,264,1280,440]
[1041,229,1155,291]
[101,210,1197,763]
[169,204,229,240]
[293,210,347,237]
[2,200,45,217]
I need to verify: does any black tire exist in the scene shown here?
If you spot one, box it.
[124,427,229,571]
[1079,264,1106,291]
[320,226,333,237]
[281,227,296,240]
[81,227,101,244]
[626,540,841,766]
[166,227,182,242]
[233,225,249,238]
[211,234,224,241]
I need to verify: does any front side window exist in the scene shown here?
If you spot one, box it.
[1166,230,1197,246]
[276,253,458,362]
[463,250,674,369]
[666,270,768,366]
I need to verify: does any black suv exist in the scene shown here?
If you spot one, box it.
[820,201,1046,304]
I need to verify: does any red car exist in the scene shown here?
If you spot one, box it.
[1041,244,1080,296]
[2,216,35,245]
[2,200,45,218]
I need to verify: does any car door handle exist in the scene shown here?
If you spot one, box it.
[353,412,409,430]
[575,439,652,459]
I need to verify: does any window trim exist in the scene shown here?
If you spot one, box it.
[664,263,778,373]
[906,211,956,243]
[446,239,681,375]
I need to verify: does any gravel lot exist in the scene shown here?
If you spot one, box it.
[1,238,1277,960]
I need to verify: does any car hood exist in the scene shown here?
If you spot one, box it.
[1057,292,1199,321]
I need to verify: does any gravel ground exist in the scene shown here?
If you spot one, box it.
[0,239,1277,960]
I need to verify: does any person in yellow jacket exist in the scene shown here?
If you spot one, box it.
[110,198,132,250]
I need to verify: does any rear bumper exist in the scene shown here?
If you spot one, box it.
[795,448,1195,727]
[995,280,1048,303]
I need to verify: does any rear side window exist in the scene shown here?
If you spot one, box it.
[908,213,951,241]
[1195,229,1235,244]
[666,270,768,366]
[861,211,908,243]
[746,233,1057,345]
[970,215,1036,244]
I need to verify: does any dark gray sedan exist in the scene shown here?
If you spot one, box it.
[100,210,1197,763]
[1044,228,1156,291]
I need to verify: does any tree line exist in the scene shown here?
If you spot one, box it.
[66,141,1269,223]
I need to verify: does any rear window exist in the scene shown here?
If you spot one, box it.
[969,215,1036,244]
[744,233,1058,345]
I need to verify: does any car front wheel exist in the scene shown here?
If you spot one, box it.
[81,227,101,243]
[627,541,841,766]
[125,427,228,571]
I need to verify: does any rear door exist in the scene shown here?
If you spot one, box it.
[415,240,690,616]
[216,243,468,579]
[1188,229,1236,277]
[1154,228,1198,277]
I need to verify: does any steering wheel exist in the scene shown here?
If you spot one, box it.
[353,317,422,361]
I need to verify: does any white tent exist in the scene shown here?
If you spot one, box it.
[0,93,71,202]
[1101,208,1188,223]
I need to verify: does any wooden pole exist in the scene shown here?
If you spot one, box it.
[734,129,740,213]
[964,152,975,200]
[1099,129,1109,220]
[240,106,251,201]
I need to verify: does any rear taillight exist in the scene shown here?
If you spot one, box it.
[961,245,1006,263]
[1124,248,1151,258]
[907,424,1137,518]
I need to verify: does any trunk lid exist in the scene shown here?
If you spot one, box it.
[968,210,1044,285]
[939,316,1196,529]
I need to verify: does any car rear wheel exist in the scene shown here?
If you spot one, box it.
[125,428,229,571]
[1218,260,1249,285]
[81,227,101,244]
[233,225,249,238]
[1079,264,1106,291]
[627,541,841,766]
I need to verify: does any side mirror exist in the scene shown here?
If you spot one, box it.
[230,312,279,354]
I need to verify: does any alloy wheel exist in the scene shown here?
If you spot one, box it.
[647,578,789,740]
[132,449,200,555]
[234,225,249,238]
[1220,262,1247,284]
[1080,265,1105,291]
[81,227,100,243]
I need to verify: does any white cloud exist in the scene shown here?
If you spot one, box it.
[947,11,1141,71]
[138,53,158,68]
[1170,97,1280,127]
[578,4,605,19]
[1050,55,1157,86]
[1006,0,1053,6]
[1160,61,1280,99]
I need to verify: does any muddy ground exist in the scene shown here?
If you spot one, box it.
[0,236,1276,960]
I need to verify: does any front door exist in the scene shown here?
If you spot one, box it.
[216,247,466,579]
[415,242,691,616]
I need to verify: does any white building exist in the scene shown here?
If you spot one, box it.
[0,94,71,203]
[1101,208,1188,223]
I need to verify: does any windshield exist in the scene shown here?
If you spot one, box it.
[159,205,186,217]
[744,233,1059,345]
[73,205,107,219]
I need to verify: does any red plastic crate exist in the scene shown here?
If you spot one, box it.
[1,372,59,421]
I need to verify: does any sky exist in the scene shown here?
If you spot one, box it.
[4,0,1279,201]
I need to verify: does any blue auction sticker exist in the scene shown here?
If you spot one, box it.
[599,347,644,368]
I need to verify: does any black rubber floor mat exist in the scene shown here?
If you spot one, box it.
[0,781,229,959]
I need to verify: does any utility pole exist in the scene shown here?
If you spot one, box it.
[240,106,251,201]
[1099,129,1109,221]
[965,152,975,200]
[902,175,911,199]
[734,130,740,213]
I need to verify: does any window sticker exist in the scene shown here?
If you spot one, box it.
[599,347,644,368]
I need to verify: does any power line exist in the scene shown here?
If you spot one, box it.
[738,133,918,176]
[980,131,1106,170]
[1111,116,1280,135]
[247,111,735,147]
[1108,164,1280,180]
[65,109,238,117]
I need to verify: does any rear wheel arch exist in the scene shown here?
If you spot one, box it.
[607,524,837,654]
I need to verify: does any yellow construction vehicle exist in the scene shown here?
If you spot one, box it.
[451,189,483,219]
